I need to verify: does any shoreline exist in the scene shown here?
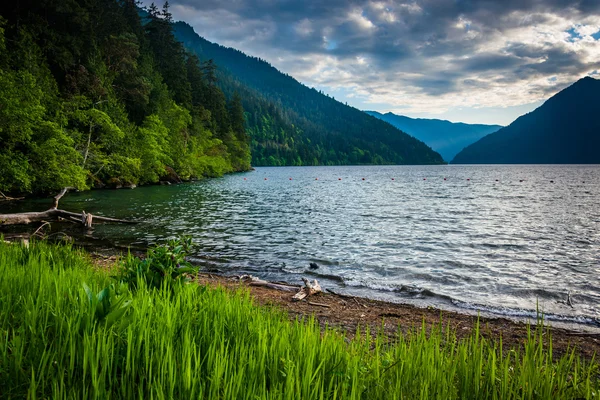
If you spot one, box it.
[88,250,600,360]
[3,232,598,361]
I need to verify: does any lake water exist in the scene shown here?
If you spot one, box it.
[4,165,600,330]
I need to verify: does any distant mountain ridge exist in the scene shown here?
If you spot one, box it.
[173,22,445,166]
[365,111,502,162]
[452,77,600,164]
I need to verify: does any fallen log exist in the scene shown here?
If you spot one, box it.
[0,208,133,225]
[0,188,136,227]
[292,278,322,302]
[248,281,301,292]
[52,187,72,209]
[233,274,301,292]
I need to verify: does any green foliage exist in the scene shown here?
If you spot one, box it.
[135,114,172,183]
[29,121,88,192]
[0,62,87,192]
[0,0,251,195]
[173,22,445,167]
[0,240,598,398]
[81,282,132,331]
[117,236,198,290]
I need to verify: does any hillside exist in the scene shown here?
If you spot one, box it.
[0,1,250,194]
[172,22,445,166]
[366,112,502,162]
[452,77,600,164]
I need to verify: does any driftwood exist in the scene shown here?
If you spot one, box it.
[0,191,25,201]
[292,278,322,302]
[235,274,301,292]
[307,300,330,308]
[32,221,51,237]
[0,187,135,227]
[52,187,72,208]
[249,281,301,292]
[233,274,326,306]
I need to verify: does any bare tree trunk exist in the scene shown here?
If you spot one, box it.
[51,187,73,209]
[82,123,92,168]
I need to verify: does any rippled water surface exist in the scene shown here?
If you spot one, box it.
[6,165,600,329]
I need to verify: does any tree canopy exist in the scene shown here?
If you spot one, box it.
[0,1,250,194]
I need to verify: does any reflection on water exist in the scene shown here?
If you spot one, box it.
[4,165,600,330]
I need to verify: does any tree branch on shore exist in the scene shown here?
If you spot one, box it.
[0,187,136,228]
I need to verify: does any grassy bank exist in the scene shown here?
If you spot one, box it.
[0,240,597,399]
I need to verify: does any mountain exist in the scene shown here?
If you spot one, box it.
[365,112,502,162]
[452,77,600,164]
[172,22,444,166]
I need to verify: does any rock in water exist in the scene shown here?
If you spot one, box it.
[309,262,319,270]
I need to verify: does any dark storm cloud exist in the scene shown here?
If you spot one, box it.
[159,0,600,110]
[506,44,600,79]
[411,77,459,95]
[455,53,522,73]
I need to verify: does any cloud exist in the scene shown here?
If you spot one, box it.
[149,0,600,122]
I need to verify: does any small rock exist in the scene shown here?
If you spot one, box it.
[309,262,319,270]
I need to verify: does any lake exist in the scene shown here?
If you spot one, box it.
[4,165,600,330]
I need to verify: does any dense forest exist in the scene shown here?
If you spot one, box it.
[452,77,600,164]
[0,0,250,195]
[173,22,445,167]
[0,0,444,196]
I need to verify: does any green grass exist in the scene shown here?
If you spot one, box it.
[0,240,597,399]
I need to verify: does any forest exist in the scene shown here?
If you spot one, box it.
[0,0,250,195]
[174,22,445,167]
[0,0,445,196]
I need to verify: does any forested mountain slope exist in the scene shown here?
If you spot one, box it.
[0,1,249,195]
[452,77,600,164]
[366,112,502,162]
[173,22,444,166]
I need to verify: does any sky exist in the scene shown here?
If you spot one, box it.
[149,0,600,126]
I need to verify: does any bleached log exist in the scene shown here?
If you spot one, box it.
[52,187,73,209]
[0,208,133,225]
[292,278,322,301]
[248,281,301,292]
[82,211,93,228]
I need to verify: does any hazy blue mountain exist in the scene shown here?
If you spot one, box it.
[452,77,600,164]
[365,111,502,162]
[172,22,445,166]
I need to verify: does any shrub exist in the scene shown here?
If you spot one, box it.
[117,236,197,290]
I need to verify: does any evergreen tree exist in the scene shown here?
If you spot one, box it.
[0,1,251,195]
[144,1,192,107]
